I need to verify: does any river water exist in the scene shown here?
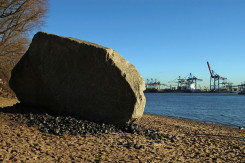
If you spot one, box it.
[144,93,245,128]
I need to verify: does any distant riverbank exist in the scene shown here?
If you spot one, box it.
[144,88,237,93]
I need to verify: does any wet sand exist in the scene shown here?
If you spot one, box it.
[0,97,244,162]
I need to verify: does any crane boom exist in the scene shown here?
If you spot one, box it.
[207,61,213,78]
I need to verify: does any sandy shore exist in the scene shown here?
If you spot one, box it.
[0,97,244,162]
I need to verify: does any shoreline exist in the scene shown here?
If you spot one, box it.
[0,96,243,132]
[0,97,245,162]
[1,96,242,130]
[144,92,245,130]
[145,112,243,130]
[0,96,243,133]
[141,113,244,134]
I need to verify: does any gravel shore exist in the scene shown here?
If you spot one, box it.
[0,97,245,162]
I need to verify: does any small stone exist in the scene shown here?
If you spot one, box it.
[11,104,172,144]
[140,145,145,149]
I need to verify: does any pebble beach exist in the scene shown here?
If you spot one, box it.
[0,97,245,162]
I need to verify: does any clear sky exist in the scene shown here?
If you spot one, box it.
[41,0,245,87]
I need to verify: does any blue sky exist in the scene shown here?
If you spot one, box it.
[41,0,245,87]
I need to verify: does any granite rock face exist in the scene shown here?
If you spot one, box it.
[9,32,146,124]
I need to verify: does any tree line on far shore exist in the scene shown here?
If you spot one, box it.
[0,0,48,97]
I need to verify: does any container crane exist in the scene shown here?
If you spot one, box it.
[207,61,227,91]
[145,78,164,90]
[168,76,186,90]
[186,73,203,91]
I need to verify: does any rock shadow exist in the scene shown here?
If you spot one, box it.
[0,103,173,147]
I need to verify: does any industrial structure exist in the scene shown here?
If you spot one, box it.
[144,61,243,93]
[168,76,186,90]
[145,78,166,90]
[207,61,227,91]
[238,82,245,94]
[168,73,203,92]
[186,73,203,92]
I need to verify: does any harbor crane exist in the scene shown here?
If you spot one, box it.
[168,74,202,91]
[186,73,203,91]
[207,61,227,91]
[145,78,164,90]
[168,76,186,90]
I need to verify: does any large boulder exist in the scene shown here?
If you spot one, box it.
[9,32,146,124]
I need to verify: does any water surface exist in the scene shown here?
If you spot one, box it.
[144,93,245,128]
